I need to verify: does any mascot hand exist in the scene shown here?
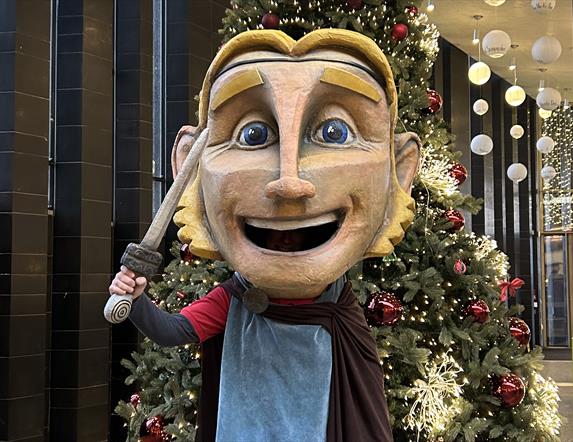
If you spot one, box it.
[109,265,147,299]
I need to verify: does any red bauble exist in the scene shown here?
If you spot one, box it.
[130,393,140,408]
[391,23,409,41]
[449,163,468,185]
[424,89,443,114]
[464,299,490,323]
[405,5,418,14]
[453,259,467,275]
[493,373,526,408]
[508,317,531,346]
[444,209,465,231]
[180,243,194,262]
[146,416,165,436]
[346,0,363,9]
[365,291,403,326]
[261,12,280,29]
[176,291,186,300]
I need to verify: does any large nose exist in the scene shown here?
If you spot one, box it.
[264,118,316,200]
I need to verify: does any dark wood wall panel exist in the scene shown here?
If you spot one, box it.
[50,1,114,440]
[0,1,51,441]
[436,40,539,344]
[111,0,153,437]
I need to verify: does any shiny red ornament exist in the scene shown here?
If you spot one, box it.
[405,5,418,14]
[449,163,468,185]
[444,209,465,231]
[130,393,140,408]
[176,291,186,300]
[391,23,409,41]
[346,0,363,9]
[464,299,490,323]
[180,243,194,262]
[453,259,467,275]
[146,416,165,436]
[424,89,443,114]
[493,373,526,408]
[508,317,531,346]
[261,12,280,29]
[365,291,403,326]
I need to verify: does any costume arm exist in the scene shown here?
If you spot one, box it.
[129,294,199,346]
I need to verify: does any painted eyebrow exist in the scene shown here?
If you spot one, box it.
[211,68,264,111]
[319,67,381,102]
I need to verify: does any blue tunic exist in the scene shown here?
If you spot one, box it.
[215,277,345,442]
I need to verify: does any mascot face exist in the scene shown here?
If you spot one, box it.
[173,30,420,298]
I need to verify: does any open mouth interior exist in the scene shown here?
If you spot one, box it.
[244,221,339,252]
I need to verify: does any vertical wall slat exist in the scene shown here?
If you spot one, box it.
[0,1,51,441]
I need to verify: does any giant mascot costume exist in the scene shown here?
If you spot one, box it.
[109,28,420,442]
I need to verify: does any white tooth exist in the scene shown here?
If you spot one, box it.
[245,212,338,231]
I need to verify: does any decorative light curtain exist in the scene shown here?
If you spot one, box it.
[542,107,573,231]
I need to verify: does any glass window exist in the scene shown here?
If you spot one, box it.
[544,235,570,346]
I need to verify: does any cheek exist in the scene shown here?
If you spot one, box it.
[201,148,279,212]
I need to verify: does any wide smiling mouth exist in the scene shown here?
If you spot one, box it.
[243,212,343,253]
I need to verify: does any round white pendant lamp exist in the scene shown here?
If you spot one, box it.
[510,125,525,139]
[541,166,557,181]
[473,99,489,115]
[471,134,494,155]
[482,30,511,58]
[507,163,528,183]
[531,0,556,13]
[506,85,526,107]
[468,61,491,85]
[536,87,561,110]
[532,36,562,64]
[536,136,555,153]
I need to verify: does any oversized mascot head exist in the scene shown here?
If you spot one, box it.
[172,29,420,298]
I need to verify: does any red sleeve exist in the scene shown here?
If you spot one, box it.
[180,286,231,343]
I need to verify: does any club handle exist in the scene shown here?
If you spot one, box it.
[104,293,134,324]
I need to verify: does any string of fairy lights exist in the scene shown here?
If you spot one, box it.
[541,107,573,231]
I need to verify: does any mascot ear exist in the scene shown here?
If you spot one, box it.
[363,132,420,258]
[171,125,222,260]
[394,132,420,194]
[172,125,198,178]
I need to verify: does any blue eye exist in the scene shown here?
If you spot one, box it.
[321,119,349,144]
[239,122,270,146]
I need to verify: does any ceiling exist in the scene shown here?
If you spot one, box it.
[428,0,573,102]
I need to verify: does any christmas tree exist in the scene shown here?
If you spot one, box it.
[115,1,563,440]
